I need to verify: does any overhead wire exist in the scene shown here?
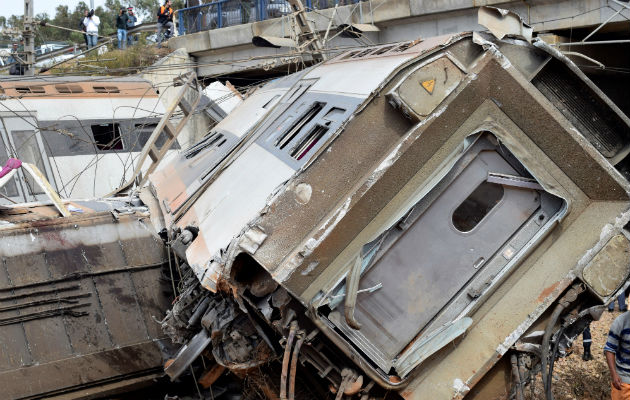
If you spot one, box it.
[4,0,626,201]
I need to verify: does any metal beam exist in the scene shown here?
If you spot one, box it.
[287,0,327,62]
[581,5,624,42]
[23,0,35,76]
[555,39,630,46]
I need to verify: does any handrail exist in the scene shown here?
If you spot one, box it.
[177,0,362,35]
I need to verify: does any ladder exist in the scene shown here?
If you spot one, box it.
[108,71,201,197]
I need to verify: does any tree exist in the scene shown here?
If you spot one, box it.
[128,0,185,21]
[35,3,90,45]
[7,15,22,30]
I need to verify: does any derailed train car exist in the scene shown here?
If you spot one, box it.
[2,18,630,400]
[149,29,630,400]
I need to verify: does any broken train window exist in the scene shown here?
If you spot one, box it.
[91,123,123,151]
[319,132,565,378]
[11,130,49,195]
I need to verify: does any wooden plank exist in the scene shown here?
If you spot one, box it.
[20,163,69,217]
[164,121,177,139]
[178,99,192,116]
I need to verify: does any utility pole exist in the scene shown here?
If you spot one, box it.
[287,0,327,62]
[23,0,35,76]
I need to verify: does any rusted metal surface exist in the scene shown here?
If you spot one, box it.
[199,364,226,388]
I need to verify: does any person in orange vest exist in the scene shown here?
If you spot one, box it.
[157,0,174,48]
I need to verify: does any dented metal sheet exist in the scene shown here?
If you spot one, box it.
[478,6,533,43]
[148,29,630,400]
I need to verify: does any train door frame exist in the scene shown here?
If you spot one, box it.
[0,112,58,203]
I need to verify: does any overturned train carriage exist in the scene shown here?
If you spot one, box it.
[152,31,630,400]
[2,30,630,399]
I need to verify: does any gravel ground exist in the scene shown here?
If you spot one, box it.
[526,310,622,400]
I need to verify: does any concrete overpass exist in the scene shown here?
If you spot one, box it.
[168,0,630,79]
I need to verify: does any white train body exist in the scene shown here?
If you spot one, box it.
[0,76,167,202]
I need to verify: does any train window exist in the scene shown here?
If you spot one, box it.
[341,51,361,60]
[93,86,120,94]
[15,86,45,94]
[55,84,83,94]
[290,125,328,160]
[0,138,19,198]
[135,123,180,151]
[393,42,414,52]
[352,49,375,58]
[11,131,46,195]
[91,123,123,150]
[275,102,324,150]
[452,181,504,233]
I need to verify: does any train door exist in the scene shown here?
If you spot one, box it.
[329,133,564,374]
[0,114,57,204]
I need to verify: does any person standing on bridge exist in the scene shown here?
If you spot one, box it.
[79,9,89,47]
[116,7,129,50]
[157,0,174,48]
[126,7,137,47]
[241,0,252,24]
[83,9,100,49]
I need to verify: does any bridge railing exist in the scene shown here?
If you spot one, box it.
[177,0,363,35]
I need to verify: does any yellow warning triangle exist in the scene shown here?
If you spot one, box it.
[421,79,435,94]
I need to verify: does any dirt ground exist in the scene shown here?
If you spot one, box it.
[526,309,622,400]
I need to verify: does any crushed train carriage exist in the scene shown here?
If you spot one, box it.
[1,28,630,400]
[151,31,630,400]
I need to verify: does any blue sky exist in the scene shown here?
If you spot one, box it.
[2,1,107,19]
